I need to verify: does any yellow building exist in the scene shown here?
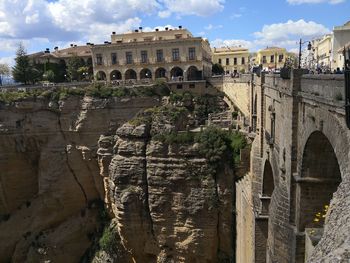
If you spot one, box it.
[257,47,287,70]
[212,47,249,74]
[91,27,212,83]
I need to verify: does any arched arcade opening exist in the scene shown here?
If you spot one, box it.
[125,69,137,80]
[140,68,152,79]
[110,70,122,81]
[170,67,183,79]
[96,71,106,81]
[187,66,202,81]
[155,67,166,79]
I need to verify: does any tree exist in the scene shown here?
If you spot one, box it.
[212,63,224,75]
[43,70,55,82]
[0,63,10,86]
[12,43,33,84]
[67,55,85,81]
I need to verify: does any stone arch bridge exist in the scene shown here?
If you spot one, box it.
[214,71,350,262]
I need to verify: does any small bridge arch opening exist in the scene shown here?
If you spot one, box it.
[295,131,341,262]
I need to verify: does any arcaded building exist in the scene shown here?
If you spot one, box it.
[90,27,212,83]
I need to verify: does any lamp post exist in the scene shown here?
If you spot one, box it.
[298,39,312,69]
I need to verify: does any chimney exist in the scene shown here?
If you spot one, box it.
[155,28,159,32]
[74,45,77,47]
[104,41,109,44]
[54,46,58,51]
[135,29,139,33]
[139,27,143,31]
[70,44,74,47]
[86,42,90,45]
[179,25,182,29]
[45,48,50,53]
[112,31,116,35]
[165,27,169,31]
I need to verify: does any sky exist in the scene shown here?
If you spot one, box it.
[0,0,349,66]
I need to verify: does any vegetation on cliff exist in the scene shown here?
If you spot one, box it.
[0,82,170,103]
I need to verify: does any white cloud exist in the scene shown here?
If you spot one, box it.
[204,24,223,30]
[211,39,254,49]
[287,0,345,4]
[253,19,330,43]
[158,0,225,17]
[230,13,242,19]
[211,20,330,52]
[0,55,15,66]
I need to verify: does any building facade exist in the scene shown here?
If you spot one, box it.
[91,28,212,83]
[313,34,333,70]
[212,47,249,74]
[332,21,350,70]
[29,45,92,65]
[256,47,287,70]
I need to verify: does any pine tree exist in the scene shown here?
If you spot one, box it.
[12,43,32,84]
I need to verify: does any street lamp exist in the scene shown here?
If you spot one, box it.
[298,39,312,69]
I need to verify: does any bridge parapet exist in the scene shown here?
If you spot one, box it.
[264,74,293,94]
[299,74,345,105]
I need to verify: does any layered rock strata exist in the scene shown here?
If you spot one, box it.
[99,122,235,262]
[0,95,159,262]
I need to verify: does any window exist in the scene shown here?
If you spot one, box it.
[279,54,284,63]
[262,56,267,64]
[111,53,117,65]
[177,84,183,89]
[189,47,196,60]
[226,58,230,65]
[141,50,148,63]
[234,58,237,65]
[270,55,275,63]
[96,54,103,65]
[172,48,180,61]
[175,34,183,39]
[126,51,133,64]
[218,58,222,64]
[242,57,245,65]
[189,84,195,89]
[156,49,164,62]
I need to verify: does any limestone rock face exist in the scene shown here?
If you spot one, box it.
[102,122,235,262]
[0,96,159,262]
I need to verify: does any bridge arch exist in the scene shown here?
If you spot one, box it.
[295,131,342,262]
[298,131,341,230]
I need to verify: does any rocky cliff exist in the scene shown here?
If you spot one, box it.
[97,105,236,262]
[0,94,159,262]
[0,88,238,262]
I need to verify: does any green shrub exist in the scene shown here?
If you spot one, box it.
[99,225,117,253]
[232,111,238,119]
[153,131,195,144]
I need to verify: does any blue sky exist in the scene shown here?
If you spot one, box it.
[0,0,349,66]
